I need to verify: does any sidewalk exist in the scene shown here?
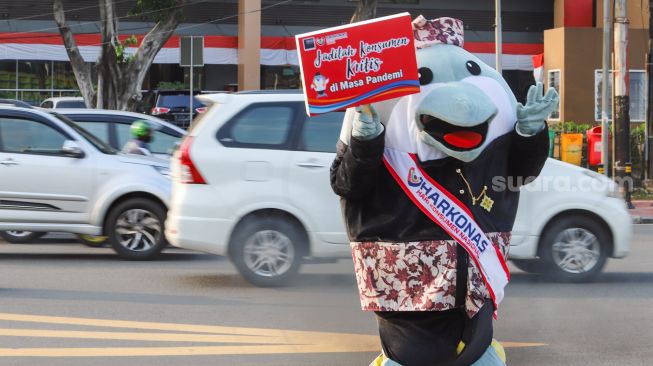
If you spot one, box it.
[631,200,653,224]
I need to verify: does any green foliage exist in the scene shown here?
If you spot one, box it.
[156,81,188,90]
[631,123,646,140]
[632,188,653,200]
[131,0,181,23]
[631,123,647,180]
[115,35,138,64]
[550,121,593,134]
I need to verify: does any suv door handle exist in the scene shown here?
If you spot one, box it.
[0,159,18,166]
[297,161,325,169]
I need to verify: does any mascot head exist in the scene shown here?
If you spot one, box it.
[341,16,518,163]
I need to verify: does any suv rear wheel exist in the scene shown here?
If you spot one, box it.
[230,217,303,287]
[0,231,46,244]
[106,198,167,260]
[540,216,609,282]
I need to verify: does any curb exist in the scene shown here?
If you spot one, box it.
[632,216,653,224]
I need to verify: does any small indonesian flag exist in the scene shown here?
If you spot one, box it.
[532,53,544,83]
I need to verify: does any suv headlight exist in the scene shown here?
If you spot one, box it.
[153,166,171,179]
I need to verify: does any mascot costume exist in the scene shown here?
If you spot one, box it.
[330,16,558,366]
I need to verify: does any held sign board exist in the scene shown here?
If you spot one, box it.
[295,13,419,116]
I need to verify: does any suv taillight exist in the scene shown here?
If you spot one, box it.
[179,137,206,184]
[151,107,170,115]
[195,107,207,114]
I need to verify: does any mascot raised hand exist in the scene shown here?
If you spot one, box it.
[330,16,558,366]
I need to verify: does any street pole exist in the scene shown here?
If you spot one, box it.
[495,0,502,73]
[189,37,194,127]
[646,0,653,186]
[601,0,611,177]
[614,0,634,208]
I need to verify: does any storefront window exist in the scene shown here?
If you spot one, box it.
[18,61,52,90]
[183,67,202,90]
[0,60,16,91]
[0,90,16,99]
[594,70,646,122]
[54,61,77,90]
[261,66,301,90]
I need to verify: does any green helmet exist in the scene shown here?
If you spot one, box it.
[130,120,152,138]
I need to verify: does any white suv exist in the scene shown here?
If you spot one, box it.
[39,97,86,109]
[166,91,632,285]
[0,107,171,259]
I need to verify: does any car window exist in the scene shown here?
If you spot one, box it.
[73,121,110,143]
[51,113,116,155]
[226,106,294,146]
[40,101,53,109]
[0,117,67,154]
[56,100,86,108]
[116,123,132,149]
[115,122,177,154]
[299,112,344,153]
[150,130,181,154]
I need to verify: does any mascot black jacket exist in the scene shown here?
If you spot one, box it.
[330,125,549,243]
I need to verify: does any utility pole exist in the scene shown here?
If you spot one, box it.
[646,0,653,186]
[601,0,611,177]
[614,0,634,208]
[495,0,502,73]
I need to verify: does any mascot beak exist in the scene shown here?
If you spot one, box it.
[416,82,497,152]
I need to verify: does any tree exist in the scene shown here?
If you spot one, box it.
[53,0,186,110]
[350,0,378,23]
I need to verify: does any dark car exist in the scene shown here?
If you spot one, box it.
[140,90,206,129]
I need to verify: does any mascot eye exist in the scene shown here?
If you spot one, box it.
[466,61,481,76]
[418,67,433,85]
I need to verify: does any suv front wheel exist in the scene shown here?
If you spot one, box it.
[230,217,303,287]
[106,198,167,260]
[540,216,609,282]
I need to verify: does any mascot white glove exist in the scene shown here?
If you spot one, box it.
[516,82,559,136]
[352,104,384,140]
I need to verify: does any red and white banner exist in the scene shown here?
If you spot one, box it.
[0,32,541,70]
[383,147,510,311]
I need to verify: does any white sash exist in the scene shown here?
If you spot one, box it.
[382,147,510,311]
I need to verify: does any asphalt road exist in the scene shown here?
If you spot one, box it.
[0,225,651,366]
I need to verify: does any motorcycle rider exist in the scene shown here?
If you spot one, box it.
[122,120,154,156]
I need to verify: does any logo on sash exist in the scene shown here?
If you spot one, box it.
[408,167,421,185]
[383,147,510,312]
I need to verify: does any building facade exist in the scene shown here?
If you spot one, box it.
[544,0,650,125]
[0,0,553,105]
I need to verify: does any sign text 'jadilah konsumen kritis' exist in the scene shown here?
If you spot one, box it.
[295,13,420,116]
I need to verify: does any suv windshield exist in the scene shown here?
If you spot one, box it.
[158,94,204,109]
[51,113,117,155]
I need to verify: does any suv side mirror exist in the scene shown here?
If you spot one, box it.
[62,140,85,158]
